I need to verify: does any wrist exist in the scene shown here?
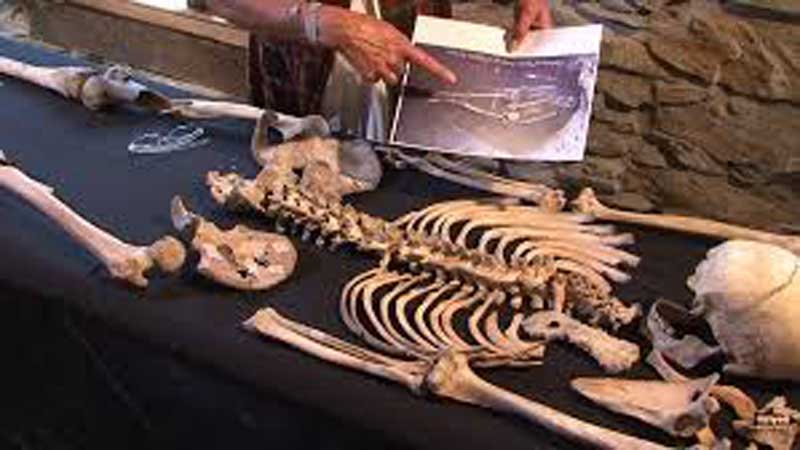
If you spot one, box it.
[317,5,350,49]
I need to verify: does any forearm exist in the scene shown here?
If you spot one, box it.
[206,0,344,44]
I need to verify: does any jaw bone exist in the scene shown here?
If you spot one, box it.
[571,374,720,438]
[0,56,171,111]
[0,151,185,287]
[573,188,800,256]
[645,299,722,370]
[171,196,296,290]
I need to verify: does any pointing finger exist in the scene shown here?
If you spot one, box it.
[403,45,457,85]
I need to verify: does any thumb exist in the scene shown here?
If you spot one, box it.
[511,11,533,52]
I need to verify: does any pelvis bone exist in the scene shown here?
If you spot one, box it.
[0,56,170,111]
[171,196,296,290]
[250,112,382,199]
[688,240,800,381]
[0,151,185,287]
[571,374,721,438]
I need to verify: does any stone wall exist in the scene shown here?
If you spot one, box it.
[456,0,800,230]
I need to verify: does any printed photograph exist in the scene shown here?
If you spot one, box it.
[391,43,598,161]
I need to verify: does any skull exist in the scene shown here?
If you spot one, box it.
[688,240,800,381]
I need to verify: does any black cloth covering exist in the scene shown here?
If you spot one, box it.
[0,37,797,450]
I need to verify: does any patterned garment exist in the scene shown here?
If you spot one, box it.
[249,0,452,116]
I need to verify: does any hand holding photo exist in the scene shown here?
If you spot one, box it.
[390,17,602,161]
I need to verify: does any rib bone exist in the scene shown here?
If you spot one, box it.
[245,308,668,450]
[171,196,296,290]
[573,188,800,255]
[0,153,185,287]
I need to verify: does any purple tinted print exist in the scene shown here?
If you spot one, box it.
[392,43,597,160]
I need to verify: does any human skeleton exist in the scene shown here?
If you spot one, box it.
[2,56,800,449]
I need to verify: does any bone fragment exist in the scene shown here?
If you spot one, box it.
[646,350,689,382]
[646,300,722,369]
[522,311,639,373]
[171,196,296,290]
[0,154,185,287]
[573,188,800,255]
[571,374,720,438]
[253,134,381,199]
[647,350,759,426]
[166,99,265,121]
[733,396,800,450]
[0,57,170,110]
[244,307,427,390]
[245,308,668,450]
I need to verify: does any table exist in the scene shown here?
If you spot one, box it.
[1,36,796,450]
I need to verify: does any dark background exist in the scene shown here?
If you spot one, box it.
[1,37,797,450]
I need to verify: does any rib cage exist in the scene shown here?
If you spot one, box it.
[207,170,642,367]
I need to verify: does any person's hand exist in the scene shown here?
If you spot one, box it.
[509,0,553,52]
[318,6,457,86]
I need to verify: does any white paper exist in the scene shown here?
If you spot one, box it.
[391,16,602,161]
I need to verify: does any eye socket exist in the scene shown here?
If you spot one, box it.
[254,252,272,268]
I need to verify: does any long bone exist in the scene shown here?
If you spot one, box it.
[523,311,640,373]
[0,152,185,287]
[0,56,170,111]
[244,308,669,450]
[573,188,800,256]
[386,149,566,211]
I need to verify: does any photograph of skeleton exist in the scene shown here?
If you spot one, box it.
[391,44,598,161]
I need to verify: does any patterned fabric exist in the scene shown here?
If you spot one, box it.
[249,0,451,116]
